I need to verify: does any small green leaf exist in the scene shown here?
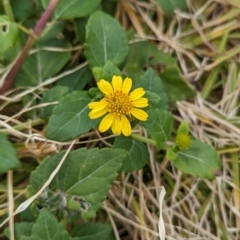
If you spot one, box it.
[42,0,101,19]
[156,0,187,16]
[71,223,114,240]
[30,208,71,240]
[101,60,122,82]
[177,120,189,135]
[46,91,98,141]
[0,133,21,173]
[58,66,92,91]
[0,15,19,56]
[166,148,178,161]
[143,109,173,149]
[4,222,33,240]
[138,68,167,109]
[28,148,126,218]
[39,86,69,119]
[113,136,149,172]
[14,39,71,86]
[84,11,129,68]
[144,91,160,106]
[172,140,222,179]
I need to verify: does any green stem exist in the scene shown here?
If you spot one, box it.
[131,133,157,146]
[2,0,15,22]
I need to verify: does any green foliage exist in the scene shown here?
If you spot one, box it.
[113,136,149,172]
[0,15,19,55]
[143,109,173,149]
[30,208,71,240]
[71,223,114,240]
[84,11,129,68]
[14,39,71,86]
[171,140,222,179]
[0,133,21,173]
[46,91,98,141]
[28,148,126,218]
[41,0,101,19]
[0,1,223,237]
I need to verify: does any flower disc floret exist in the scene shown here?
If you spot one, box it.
[88,75,149,136]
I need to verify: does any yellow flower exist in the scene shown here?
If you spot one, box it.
[88,75,149,136]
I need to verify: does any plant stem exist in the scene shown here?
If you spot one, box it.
[2,0,15,22]
[0,0,60,95]
[131,133,157,146]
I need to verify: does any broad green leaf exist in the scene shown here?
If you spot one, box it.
[10,0,33,20]
[143,109,173,149]
[14,39,71,86]
[144,91,160,106]
[71,223,114,240]
[30,208,71,240]
[113,136,149,172]
[0,133,21,173]
[172,140,222,179]
[156,0,187,16]
[58,66,92,91]
[46,91,98,141]
[0,15,19,56]
[39,86,69,119]
[101,60,122,82]
[84,11,129,68]
[123,41,195,102]
[138,68,167,109]
[42,0,101,19]
[28,148,126,218]
[4,222,33,240]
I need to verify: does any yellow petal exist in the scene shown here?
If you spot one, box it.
[111,116,121,135]
[88,99,108,110]
[129,88,145,101]
[130,108,148,121]
[89,108,107,119]
[122,77,132,94]
[121,115,131,136]
[97,80,113,95]
[132,98,148,108]
[99,113,114,132]
[112,75,122,91]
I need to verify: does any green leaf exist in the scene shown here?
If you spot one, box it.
[123,41,195,102]
[39,86,69,119]
[101,60,122,82]
[10,0,33,20]
[0,15,19,56]
[28,148,126,218]
[4,222,33,240]
[14,39,71,86]
[166,148,178,161]
[144,91,160,106]
[71,223,114,240]
[156,0,187,16]
[58,66,92,91]
[0,133,21,173]
[42,0,101,19]
[143,109,173,149]
[84,11,129,68]
[172,140,222,179]
[46,91,98,141]
[177,120,189,135]
[138,68,167,109]
[113,136,149,172]
[30,208,71,240]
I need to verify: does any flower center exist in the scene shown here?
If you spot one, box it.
[105,91,132,117]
